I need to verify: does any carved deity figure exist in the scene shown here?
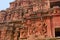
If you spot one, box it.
[11,11,19,21]
[0,11,6,22]
[20,27,28,39]
[6,13,11,21]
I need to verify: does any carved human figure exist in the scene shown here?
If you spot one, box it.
[20,27,27,39]
[11,11,19,21]
[0,12,6,22]
[6,13,11,21]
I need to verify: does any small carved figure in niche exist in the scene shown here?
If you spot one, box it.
[20,27,28,39]
[0,11,6,22]
[6,13,11,21]
[24,8,33,18]
[18,10,22,19]
[23,8,32,18]
[11,11,19,21]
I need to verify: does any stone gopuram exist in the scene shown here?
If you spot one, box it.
[0,0,60,40]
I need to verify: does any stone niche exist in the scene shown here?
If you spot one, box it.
[0,11,6,22]
[10,10,20,21]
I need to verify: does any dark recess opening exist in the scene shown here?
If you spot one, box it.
[50,1,60,8]
[55,28,60,37]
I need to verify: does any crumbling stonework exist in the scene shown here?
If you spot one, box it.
[0,0,60,40]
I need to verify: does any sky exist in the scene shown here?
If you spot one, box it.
[0,0,14,10]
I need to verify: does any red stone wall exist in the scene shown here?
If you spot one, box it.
[0,0,60,40]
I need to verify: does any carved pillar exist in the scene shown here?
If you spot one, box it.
[46,18,52,38]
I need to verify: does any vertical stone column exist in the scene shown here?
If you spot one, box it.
[46,18,52,38]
